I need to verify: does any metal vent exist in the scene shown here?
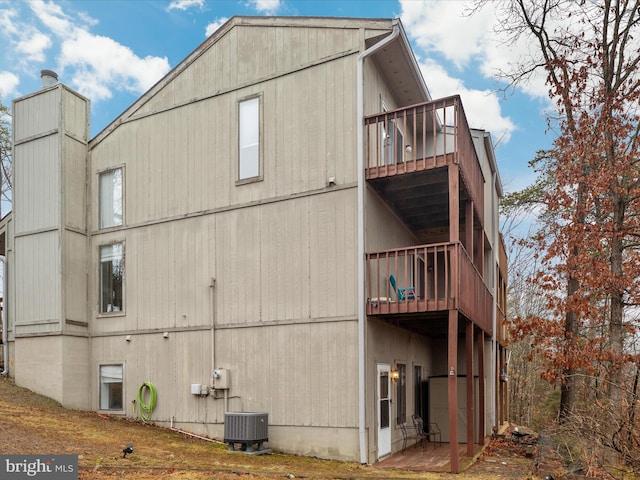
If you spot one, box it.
[224,412,269,454]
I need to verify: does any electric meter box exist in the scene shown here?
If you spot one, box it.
[213,368,230,390]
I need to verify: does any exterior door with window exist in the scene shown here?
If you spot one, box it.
[377,363,391,457]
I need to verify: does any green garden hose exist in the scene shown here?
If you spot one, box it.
[137,381,157,422]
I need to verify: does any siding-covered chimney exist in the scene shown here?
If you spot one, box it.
[40,69,59,88]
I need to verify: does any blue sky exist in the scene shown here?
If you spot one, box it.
[0,0,555,195]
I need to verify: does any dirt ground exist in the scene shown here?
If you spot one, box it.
[0,377,542,479]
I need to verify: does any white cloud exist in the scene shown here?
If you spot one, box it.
[28,0,170,102]
[399,0,548,100]
[0,4,52,67]
[420,59,515,143]
[205,17,229,38]
[400,0,491,70]
[0,71,20,99]
[0,7,19,37]
[59,30,170,100]
[167,0,205,12]
[16,32,52,63]
[247,0,281,15]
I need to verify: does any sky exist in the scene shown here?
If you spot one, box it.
[0,0,555,196]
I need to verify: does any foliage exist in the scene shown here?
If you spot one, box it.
[477,0,640,474]
[0,99,11,213]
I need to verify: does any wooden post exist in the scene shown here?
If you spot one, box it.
[449,164,460,244]
[466,321,474,456]
[475,227,484,276]
[465,201,473,256]
[448,310,459,473]
[477,328,485,445]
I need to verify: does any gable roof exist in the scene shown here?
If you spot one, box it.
[90,16,429,147]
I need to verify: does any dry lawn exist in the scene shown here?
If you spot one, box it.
[0,377,537,479]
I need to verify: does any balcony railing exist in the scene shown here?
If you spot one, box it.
[364,95,484,220]
[366,242,492,335]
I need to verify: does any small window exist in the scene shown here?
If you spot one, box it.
[99,364,123,410]
[238,96,261,180]
[414,365,423,417]
[397,363,406,424]
[99,168,123,228]
[99,243,124,314]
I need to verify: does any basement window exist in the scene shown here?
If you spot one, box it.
[99,364,123,410]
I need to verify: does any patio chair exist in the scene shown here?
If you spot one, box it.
[389,274,415,301]
[426,422,442,447]
[410,415,428,451]
[399,422,416,451]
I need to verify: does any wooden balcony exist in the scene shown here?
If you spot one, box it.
[364,96,485,238]
[366,242,492,335]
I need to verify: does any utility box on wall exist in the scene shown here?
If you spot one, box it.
[213,368,230,389]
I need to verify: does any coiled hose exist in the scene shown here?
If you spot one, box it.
[137,381,157,422]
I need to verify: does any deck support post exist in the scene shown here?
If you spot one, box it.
[477,328,486,445]
[465,200,473,257]
[448,310,459,473]
[466,321,475,456]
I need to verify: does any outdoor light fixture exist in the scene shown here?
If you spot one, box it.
[405,144,412,153]
[449,366,456,376]
[390,369,400,381]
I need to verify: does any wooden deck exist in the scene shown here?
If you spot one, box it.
[374,441,484,473]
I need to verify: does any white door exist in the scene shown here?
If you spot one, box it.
[377,363,391,457]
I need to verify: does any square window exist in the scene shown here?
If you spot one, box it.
[99,364,123,410]
[99,168,123,228]
[99,243,124,313]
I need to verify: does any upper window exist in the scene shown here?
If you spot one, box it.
[238,96,261,181]
[99,168,123,228]
[99,242,124,314]
[99,364,123,410]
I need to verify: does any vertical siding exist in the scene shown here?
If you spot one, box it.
[137,23,362,116]
[13,88,59,142]
[14,231,61,332]
[91,58,358,232]
[215,321,358,427]
[63,231,87,327]
[13,135,61,234]
[83,19,398,460]
[364,188,417,252]
[309,190,358,319]
[62,88,89,142]
[63,137,87,231]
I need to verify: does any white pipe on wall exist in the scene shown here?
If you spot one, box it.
[1,256,7,376]
[356,21,399,465]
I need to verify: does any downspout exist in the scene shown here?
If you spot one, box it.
[1,256,7,376]
[356,21,399,465]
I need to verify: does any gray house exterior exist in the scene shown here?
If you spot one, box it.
[1,17,508,472]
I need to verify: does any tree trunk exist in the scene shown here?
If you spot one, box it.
[560,274,579,421]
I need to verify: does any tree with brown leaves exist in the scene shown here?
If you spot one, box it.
[0,99,11,216]
[477,0,640,421]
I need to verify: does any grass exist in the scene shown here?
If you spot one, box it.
[0,376,532,479]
